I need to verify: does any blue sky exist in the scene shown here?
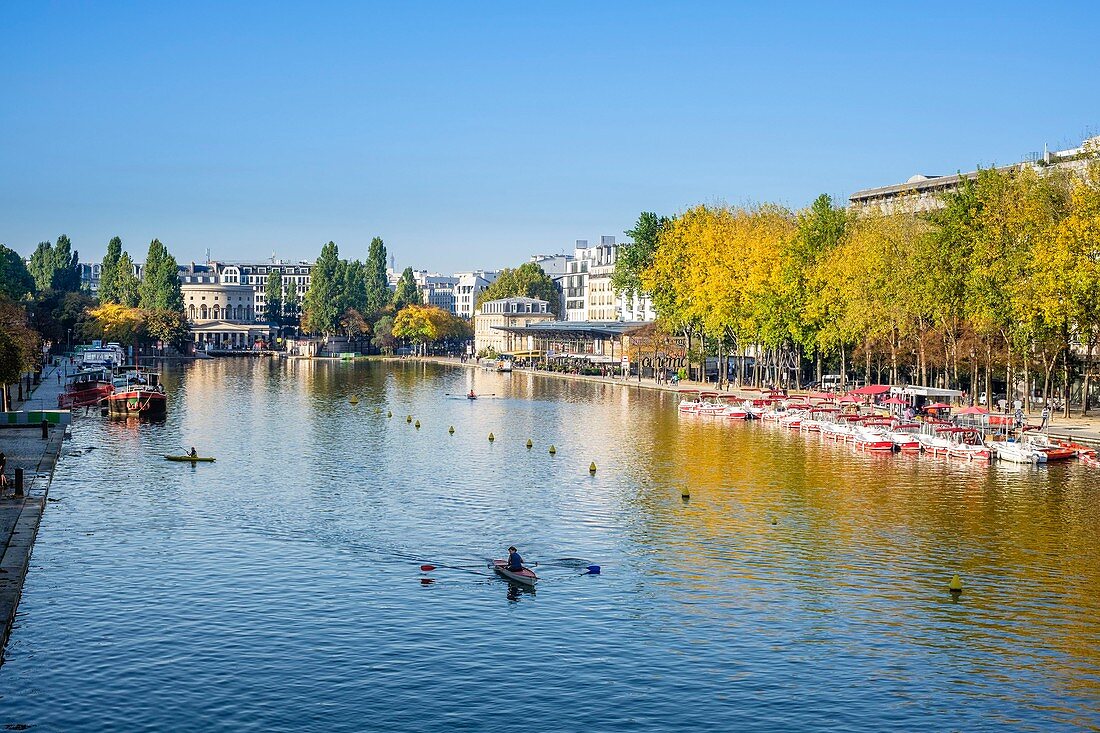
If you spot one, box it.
[2,1,1098,273]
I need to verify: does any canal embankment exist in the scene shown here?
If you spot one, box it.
[0,361,68,655]
[399,355,1100,448]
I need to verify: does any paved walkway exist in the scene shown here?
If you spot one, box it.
[0,360,69,655]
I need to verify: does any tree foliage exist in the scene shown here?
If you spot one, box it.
[0,244,36,301]
[28,235,81,292]
[392,304,471,345]
[0,300,39,407]
[302,241,342,335]
[612,211,669,297]
[475,262,561,315]
[393,267,422,312]
[138,239,184,312]
[264,270,283,324]
[98,236,123,304]
[365,237,390,315]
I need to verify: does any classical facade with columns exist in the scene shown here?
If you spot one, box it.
[181,263,273,349]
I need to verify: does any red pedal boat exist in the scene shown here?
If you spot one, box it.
[492,560,538,586]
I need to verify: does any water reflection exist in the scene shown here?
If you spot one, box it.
[0,358,1097,731]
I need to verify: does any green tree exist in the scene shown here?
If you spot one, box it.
[143,309,190,349]
[0,245,35,301]
[283,279,300,323]
[98,236,123,303]
[613,212,669,297]
[0,300,38,411]
[264,270,283,324]
[302,241,342,335]
[476,262,561,315]
[371,315,396,353]
[342,259,370,314]
[138,239,184,312]
[365,237,390,315]
[28,236,81,293]
[115,251,140,307]
[393,267,422,311]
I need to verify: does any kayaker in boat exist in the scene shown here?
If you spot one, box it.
[188,447,198,458]
[507,546,524,572]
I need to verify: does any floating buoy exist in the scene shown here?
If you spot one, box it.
[771,518,778,525]
[448,426,455,434]
[348,395,359,405]
[548,445,556,455]
[949,574,963,594]
[387,411,392,418]
[526,439,533,449]
[406,415,412,423]
[488,432,495,442]
[589,462,597,474]
[681,487,690,498]
[414,420,420,429]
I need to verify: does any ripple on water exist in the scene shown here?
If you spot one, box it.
[0,359,1099,732]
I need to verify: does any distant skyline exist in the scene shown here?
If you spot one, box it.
[2,1,1098,273]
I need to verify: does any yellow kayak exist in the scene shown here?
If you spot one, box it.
[164,455,216,462]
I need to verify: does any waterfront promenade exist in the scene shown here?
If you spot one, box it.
[0,363,67,654]
[404,355,1100,447]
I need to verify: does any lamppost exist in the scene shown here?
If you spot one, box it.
[67,328,72,357]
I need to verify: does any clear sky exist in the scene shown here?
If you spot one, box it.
[2,1,1098,273]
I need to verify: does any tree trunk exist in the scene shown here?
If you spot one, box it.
[840,345,848,390]
[1023,353,1031,413]
[1,384,8,413]
[1062,344,1072,419]
[815,348,823,384]
[864,341,871,384]
[990,338,998,407]
[795,344,803,390]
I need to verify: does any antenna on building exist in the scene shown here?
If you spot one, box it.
[205,247,211,263]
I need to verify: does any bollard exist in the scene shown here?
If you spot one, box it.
[41,418,49,440]
[14,468,24,496]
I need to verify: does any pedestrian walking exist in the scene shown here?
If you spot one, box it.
[0,450,7,489]
[1014,406,1024,431]
[1041,406,1051,430]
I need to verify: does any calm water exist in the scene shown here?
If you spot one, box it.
[1,359,1099,732]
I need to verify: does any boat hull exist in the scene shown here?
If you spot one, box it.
[165,455,216,462]
[107,390,167,417]
[492,560,538,586]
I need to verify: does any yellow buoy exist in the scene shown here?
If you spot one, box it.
[681,488,690,498]
[548,445,556,455]
[948,574,963,594]
[526,439,533,449]
[406,415,412,423]
[488,432,495,442]
[348,395,359,405]
[589,462,597,474]
[387,411,392,418]
[414,420,420,429]
[448,426,455,434]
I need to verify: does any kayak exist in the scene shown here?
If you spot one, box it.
[492,559,538,586]
[164,455,216,462]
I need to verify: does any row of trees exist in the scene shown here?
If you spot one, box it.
[618,158,1100,414]
[95,237,188,348]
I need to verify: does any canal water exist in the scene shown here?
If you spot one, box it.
[1,359,1099,731]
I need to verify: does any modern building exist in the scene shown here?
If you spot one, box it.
[453,270,499,319]
[585,236,620,321]
[490,320,649,365]
[849,136,1100,214]
[179,263,273,349]
[473,297,555,356]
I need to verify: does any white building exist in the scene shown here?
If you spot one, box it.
[412,270,460,314]
[179,262,272,349]
[227,260,312,322]
[529,253,573,279]
[453,270,499,319]
[585,236,620,321]
[561,240,592,322]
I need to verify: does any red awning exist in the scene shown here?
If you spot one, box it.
[956,406,989,415]
[925,402,953,409]
[881,397,907,405]
[849,385,891,396]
